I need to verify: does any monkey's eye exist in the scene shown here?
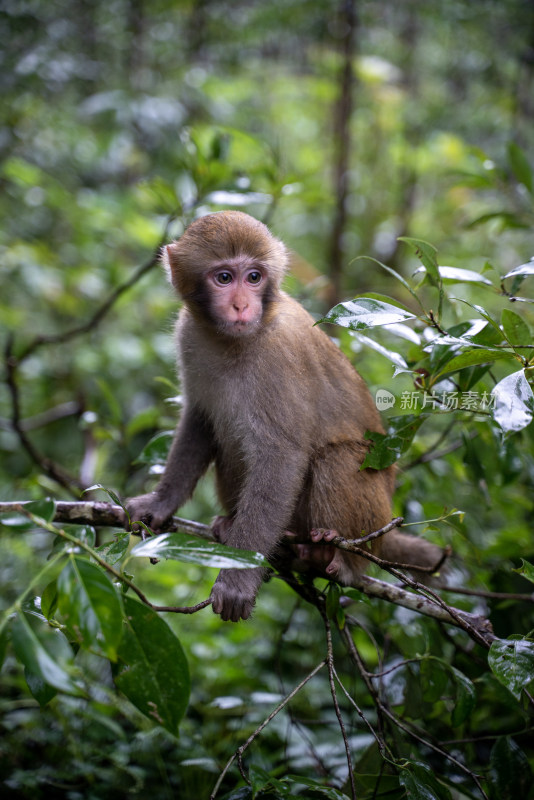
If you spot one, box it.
[247,271,262,285]
[215,272,233,285]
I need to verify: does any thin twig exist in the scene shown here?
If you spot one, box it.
[209,660,327,800]
[321,608,356,800]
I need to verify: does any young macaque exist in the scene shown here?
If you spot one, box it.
[126,211,444,621]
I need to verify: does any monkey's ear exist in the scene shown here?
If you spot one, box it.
[160,244,173,281]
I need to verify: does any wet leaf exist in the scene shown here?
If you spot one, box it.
[11,611,82,695]
[491,370,534,433]
[134,431,174,466]
[503,259,534,280]
[362,415,425,469]
[321,296,416,331]
[57,556,123,660]
[488,637,534,699]
[489,737,533,800]
[131,533,268,569]
[112,595,190,736]
[399,761,451,799]
[449,666,476,727]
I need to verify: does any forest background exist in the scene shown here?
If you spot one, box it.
[1,1,534,799]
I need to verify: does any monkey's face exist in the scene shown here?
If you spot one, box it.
[205,261,267,337]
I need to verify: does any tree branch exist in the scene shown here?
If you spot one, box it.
[0,500,498,645]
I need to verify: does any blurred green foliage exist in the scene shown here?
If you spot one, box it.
[1,0,534,798]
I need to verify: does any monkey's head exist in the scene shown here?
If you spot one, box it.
[163,211,288,338]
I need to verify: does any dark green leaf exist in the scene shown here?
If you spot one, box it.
[399,762,451,799]
[449,666,476,727]
[24,668,58,706]
[420,658,447,703]
[488,637,534,699]
[362,415,425,469]
[321,296,416,331]
[491,370,534,433]
[112,595,190,736]
[285,775,351,799]
[40,580,58,619]
[131,533,269,569]
[489,737,533,800]
[57,556,123,660]
[96,533,131,566]
[134,431,174,466]
[11,611,81,695]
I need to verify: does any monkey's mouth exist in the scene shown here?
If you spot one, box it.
[220,319,258,336]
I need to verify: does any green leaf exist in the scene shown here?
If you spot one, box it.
[438,266,493,285]
[362,415,425,469]
[57,556,123,660]
[131,533,269,569]
[96,533,131,566]
[398,237,441,284]
[501,309,531,346]
[449,666,476,727]
[320,296,416,331]
[489,737,533,800]
[134,431,174,466]
[488,637,534,699]
[508,141,533,194]
[0,498,56,530]
[11,611,81,695]
[85,484,124,508]
[414,265,493,285]
[436,347,514,377]
[351,332,408,369]
[24,668,58,706]
[284,775,351,799]
[491,370,534,433]
[503,260,534,280]
[512,558,534,585]
[399,761,451,799]
[421,658,447,703]
[112,595,190,736]
[40,580,58,619]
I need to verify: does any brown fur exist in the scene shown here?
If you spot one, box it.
[126,211,444,621]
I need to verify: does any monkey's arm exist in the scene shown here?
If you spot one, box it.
[210,443,309,622]
[126,405,215,531]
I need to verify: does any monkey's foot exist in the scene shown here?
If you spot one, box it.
[310,527,340,543]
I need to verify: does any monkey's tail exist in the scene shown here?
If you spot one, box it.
[381,530,448,584]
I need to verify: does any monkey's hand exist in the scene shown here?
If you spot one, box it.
[210,567,265,622]
[125,492,176,535]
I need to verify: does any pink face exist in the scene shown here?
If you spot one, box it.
[208,261,266,336]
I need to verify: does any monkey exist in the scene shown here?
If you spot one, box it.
[126,210,444,622]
